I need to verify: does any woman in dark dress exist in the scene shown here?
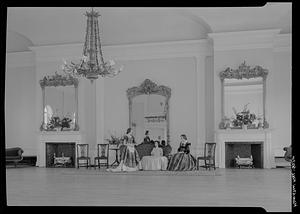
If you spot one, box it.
[144,130,151,143]
[167,134,197,171]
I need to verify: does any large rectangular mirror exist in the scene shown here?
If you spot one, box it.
[127,79,171,144]
[224,78,263,123]
[132,94,167,144]
[219,62,269,129]
[40,73,79,131]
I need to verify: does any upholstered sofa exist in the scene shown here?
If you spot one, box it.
[6,147,24,167]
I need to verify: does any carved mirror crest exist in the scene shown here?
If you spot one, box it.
[127,79,171,144]
[219,61,269,129]
[40,72,79,131]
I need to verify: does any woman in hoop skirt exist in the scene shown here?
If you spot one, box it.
[167,134,197,171]
[108,128,141,172]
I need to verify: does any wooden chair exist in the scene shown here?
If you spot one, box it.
[76,144,91,169]
[197,143,216,170]
[94,144,109,169]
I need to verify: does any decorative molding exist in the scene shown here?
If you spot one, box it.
[127,79,171,100]
[29,39,212,63]
[219,61,268,80]
[6,51,35,68]
[208,29,281,51]
[39,72,79,88]
[274,33,292,52]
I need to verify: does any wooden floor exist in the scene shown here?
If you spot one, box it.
[5,167,291,211]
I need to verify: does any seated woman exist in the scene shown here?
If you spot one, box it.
[107,128,141,172]
[167,134,197,171]
[141,141,168,170]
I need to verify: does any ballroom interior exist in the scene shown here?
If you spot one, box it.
[4,4,292,211]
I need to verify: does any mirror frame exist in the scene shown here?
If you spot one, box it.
[127,79,171,144]
[39,72,79,131]
[219,61,269,129]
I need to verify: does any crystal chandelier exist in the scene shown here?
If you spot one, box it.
[62,8,123,83]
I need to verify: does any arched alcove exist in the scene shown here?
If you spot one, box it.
[6,31,34,53]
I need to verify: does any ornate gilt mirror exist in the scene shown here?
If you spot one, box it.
[219,61,269,129]
[40,72,79,131]
[127,79,171,144]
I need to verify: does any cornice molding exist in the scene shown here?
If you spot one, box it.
[274,33,292,52]
[6,51,35,68]
[28,39,212,63]
[208,29,281,51]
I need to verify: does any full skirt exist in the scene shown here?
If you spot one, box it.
[167,152,197,171]
[141,156,168,170]
[108,145,141,172]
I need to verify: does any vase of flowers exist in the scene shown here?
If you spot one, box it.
[232,103,256,129]
[106,133,124,148]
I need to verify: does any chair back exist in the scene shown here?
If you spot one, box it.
[205,143,216,158]
[77,144,89,158]
[97,144,109,158]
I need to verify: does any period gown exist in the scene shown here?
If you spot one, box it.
[108,133,141,172]
[141,146,168,170]
[167,141,197,171]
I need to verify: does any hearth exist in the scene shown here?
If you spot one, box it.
[225,141,263,168]
[46,143,75,168]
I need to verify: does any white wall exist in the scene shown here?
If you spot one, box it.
[5,52,36,156]
[271,49,292,156]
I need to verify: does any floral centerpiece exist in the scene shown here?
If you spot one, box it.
[105,133,124,147]
[46,115,73,131]
[232,104,257,128]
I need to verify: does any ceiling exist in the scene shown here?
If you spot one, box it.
[6,3,292,53]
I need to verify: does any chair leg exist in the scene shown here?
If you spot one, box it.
[196,159,199,170]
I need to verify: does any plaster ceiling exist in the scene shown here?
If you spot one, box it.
[6,3,292,53]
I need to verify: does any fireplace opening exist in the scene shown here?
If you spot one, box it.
[46,143,75,168]
[225,141,263,168]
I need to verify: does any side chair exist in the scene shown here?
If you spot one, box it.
[197,142,216,170]
[94,144,109,169]
[76,144,91,169]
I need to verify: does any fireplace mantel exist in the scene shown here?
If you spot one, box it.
[37,131,84,167]
[214,129,275,168]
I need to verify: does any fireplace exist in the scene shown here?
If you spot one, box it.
[215,129,275,168]
[225,141,263,168]
[46,143,75,168]
[37,132,83,167]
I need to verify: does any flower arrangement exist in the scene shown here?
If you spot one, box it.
[46,115,73,131]
[232,103,256,127]
[106,133,124,146]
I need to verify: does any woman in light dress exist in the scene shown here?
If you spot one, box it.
[141,141,168,170]
[107,128,141,172]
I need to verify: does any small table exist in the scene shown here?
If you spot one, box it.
[109,148,120,167]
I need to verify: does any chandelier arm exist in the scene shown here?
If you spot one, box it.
[83,14,90,56]
[96,17,105,65]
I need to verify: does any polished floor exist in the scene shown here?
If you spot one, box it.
[5,167,291,211]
